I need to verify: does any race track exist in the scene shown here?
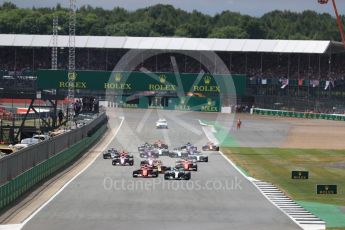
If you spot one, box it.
[23,109,300,230]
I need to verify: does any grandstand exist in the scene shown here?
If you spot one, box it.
[1,34,345,112]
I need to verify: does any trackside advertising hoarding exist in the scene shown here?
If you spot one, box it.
[37,70,246,95]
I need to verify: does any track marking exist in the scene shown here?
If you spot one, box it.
[0,224,22,230]
[18,116,125,229]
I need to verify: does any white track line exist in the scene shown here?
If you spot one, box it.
[0,224,22,230]
[198,120,325,230]
[16,116,125,229]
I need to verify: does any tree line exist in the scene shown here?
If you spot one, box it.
[0,2,343,41]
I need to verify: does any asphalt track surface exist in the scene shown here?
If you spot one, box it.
[23,109,300,230]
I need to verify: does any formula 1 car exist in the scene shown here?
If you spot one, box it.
[140,159,171,174]
[180,143,197,151]
[156,118,168,129]
[202,142,219,151]
[156,148,170,156]
[164,168,191,180]
[187,153,208,162]
[175,159,198,171]
[168,149,189,158]
[138,142,153,152]
[112,154,134,166]
[140,149,159,158]
[155,162,171,174]
[153,140,168,149]
[103,148,119,159]
[118,150,133,158]
[140,157,156,167]
[133,165,159,178]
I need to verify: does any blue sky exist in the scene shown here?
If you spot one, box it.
[1,0,345,16]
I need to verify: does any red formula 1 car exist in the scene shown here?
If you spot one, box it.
[202,142,219,151]
[132,165,159,178]
[175,159,198,171]
[140,159,171,174]
[153,140,168,149]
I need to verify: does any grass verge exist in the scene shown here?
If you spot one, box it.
[222,147,345,229]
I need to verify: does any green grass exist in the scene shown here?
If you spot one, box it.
[222,147,345,229]
[222,147,345,205]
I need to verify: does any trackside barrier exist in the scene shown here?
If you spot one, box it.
[0,113,107,184]
[253,108,345,121]
[0,124,107,211]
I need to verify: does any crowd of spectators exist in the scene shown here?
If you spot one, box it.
[1,46,345,84]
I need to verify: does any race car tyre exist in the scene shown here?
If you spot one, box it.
[184,174,191,180]
[153,172,159,177]
[164,174,170,180]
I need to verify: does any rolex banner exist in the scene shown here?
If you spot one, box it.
[37,70,246,95]
[168,96,220,112]
[116,96,220,112]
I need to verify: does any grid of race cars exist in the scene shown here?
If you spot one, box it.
[103,140,219,180]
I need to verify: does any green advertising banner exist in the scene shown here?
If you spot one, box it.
[116,96,220,112]
[37,70,246,95]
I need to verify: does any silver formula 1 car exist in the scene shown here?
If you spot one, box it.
[187,153,208,162]
[103,148,119,159]
[168,149,189,158]
[164,168,191,180]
